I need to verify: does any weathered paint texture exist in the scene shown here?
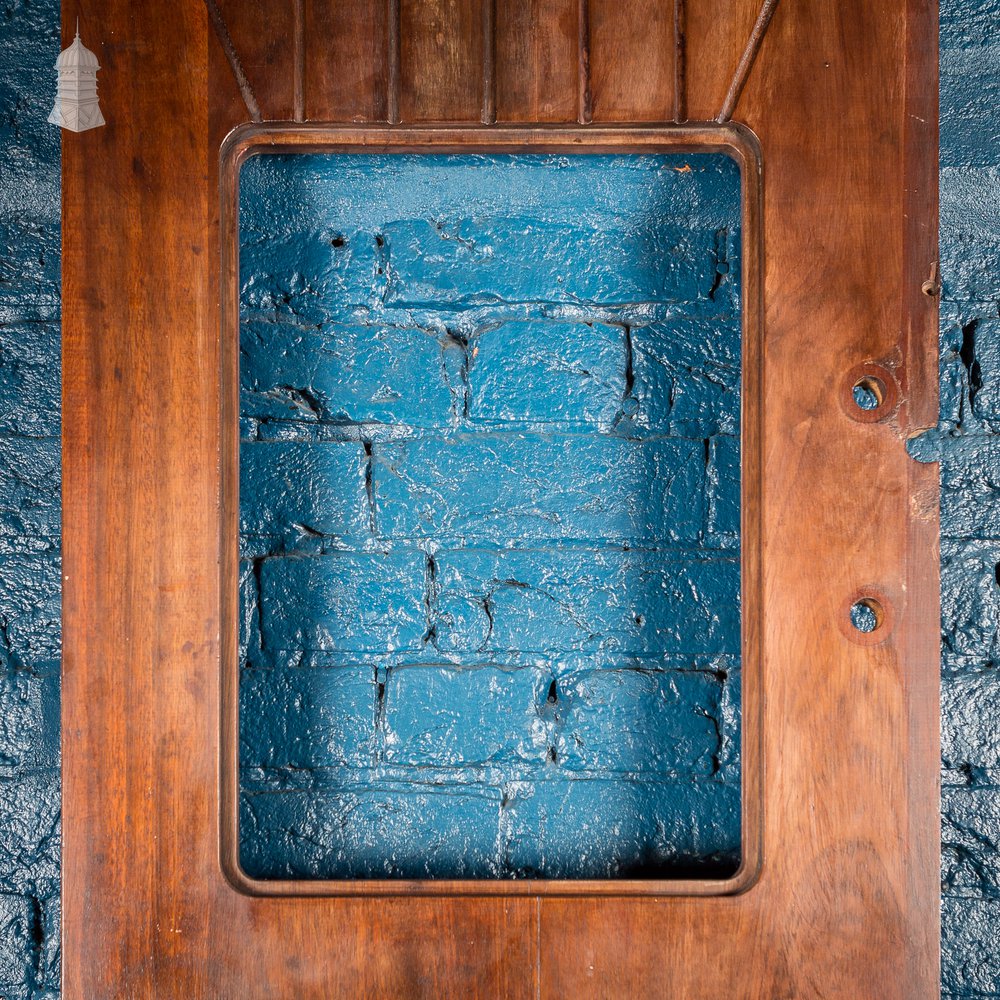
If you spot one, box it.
[0,0,62,996]
[238,153,743,879]
[906,0,1000,993]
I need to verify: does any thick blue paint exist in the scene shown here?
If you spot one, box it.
[238,152,743,879]
[0,0,62,995]
[906,1,1000,994]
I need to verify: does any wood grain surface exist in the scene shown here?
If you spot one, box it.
[61,0,940,995]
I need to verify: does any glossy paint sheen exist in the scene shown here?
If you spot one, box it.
[237,152,743,880]
[0,0,62,996]
[910,0,1000,993]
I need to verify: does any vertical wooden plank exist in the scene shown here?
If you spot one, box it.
[400,0,483,121]
[900,0,941,992]
[304,0,389,121]
[214,0,295,121]
[587,0,674,121]
[495,0,578,122]
[61,0,210,994]
[685,0,758,121]
[539,0,940,995]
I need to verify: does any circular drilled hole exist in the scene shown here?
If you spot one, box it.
[849,597,885,634]
[852,375,886,412]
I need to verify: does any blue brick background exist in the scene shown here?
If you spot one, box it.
[0,0,996,989]
[914,1,1000,994]
[0,0,62,996]
[237,153,743,880]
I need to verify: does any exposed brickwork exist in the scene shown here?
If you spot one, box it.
[238,152,743,879]
[0,0,61,995]
[909,1,1000,993]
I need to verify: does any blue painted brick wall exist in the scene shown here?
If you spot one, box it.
[914,0,1000,994]
[0,0,61,996]
[237,152,743,880]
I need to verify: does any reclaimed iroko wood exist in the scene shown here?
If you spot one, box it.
[61,0,939,996]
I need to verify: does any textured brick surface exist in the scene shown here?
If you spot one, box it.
[919,1,1000,993]
[0,0,61,995]
[238,152,743,879]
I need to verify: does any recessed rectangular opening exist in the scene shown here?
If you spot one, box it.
[220,125,762,896]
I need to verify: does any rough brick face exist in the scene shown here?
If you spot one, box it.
[237,151,743,880]
[919,2,1000,993]
[0,1,61,995]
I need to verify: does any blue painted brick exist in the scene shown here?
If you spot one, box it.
[939,440,1000,540]
[375,435,707,546]
[238,151,743,883]
[238,559,261,668]
[942,786,1000,898]
[383,665,551,767]
[432,548,740,658]
[942,660,1000,778]
[628,316,741,438]
[382,217,723,309]
[0,894,34,996]
[0,556,61,666]
[0,773,60,898]
[240,784,502,879]
[240,666,377,771]
[0,3,60,219]
[941,166,1000,302]
[941,540,1000,659]
[240,230,385,325]
[942,897,1000,995]
[240,319,454,431]
[0,671,59,777]
[0,322,60,436]
[706,435,740,544]
[466,320,625,429]
[240,440,369,556]
[939,303,1000,427]
[941,34,1000,170]
[556,668,723,776]
[259,551,427,655]
[0,438,60,554]
[0,220,60,320]
[499,778,740,878]
[238,152,741,242]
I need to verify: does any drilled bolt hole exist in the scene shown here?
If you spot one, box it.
[852,375,886,412]
[850,598,884,634]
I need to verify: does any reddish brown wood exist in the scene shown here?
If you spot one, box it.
[494,0,577,122]
[400,0,484,121]
[304,0,390,122]
[587,0,675,121]
[61,0,940,995]
[685,0,759,122]
[213,0,295,120]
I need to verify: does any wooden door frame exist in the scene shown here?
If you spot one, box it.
[61,0,940,996]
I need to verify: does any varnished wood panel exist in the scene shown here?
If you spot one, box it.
[214,0,296,121]
[495,0,578,122]
[62,0,939,996]
[304,0,389,122]
[587,0,676,121]
[685,0,760,122]
[400,0,484,121]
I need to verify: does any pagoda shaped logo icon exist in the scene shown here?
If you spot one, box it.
[48,22,105,133]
